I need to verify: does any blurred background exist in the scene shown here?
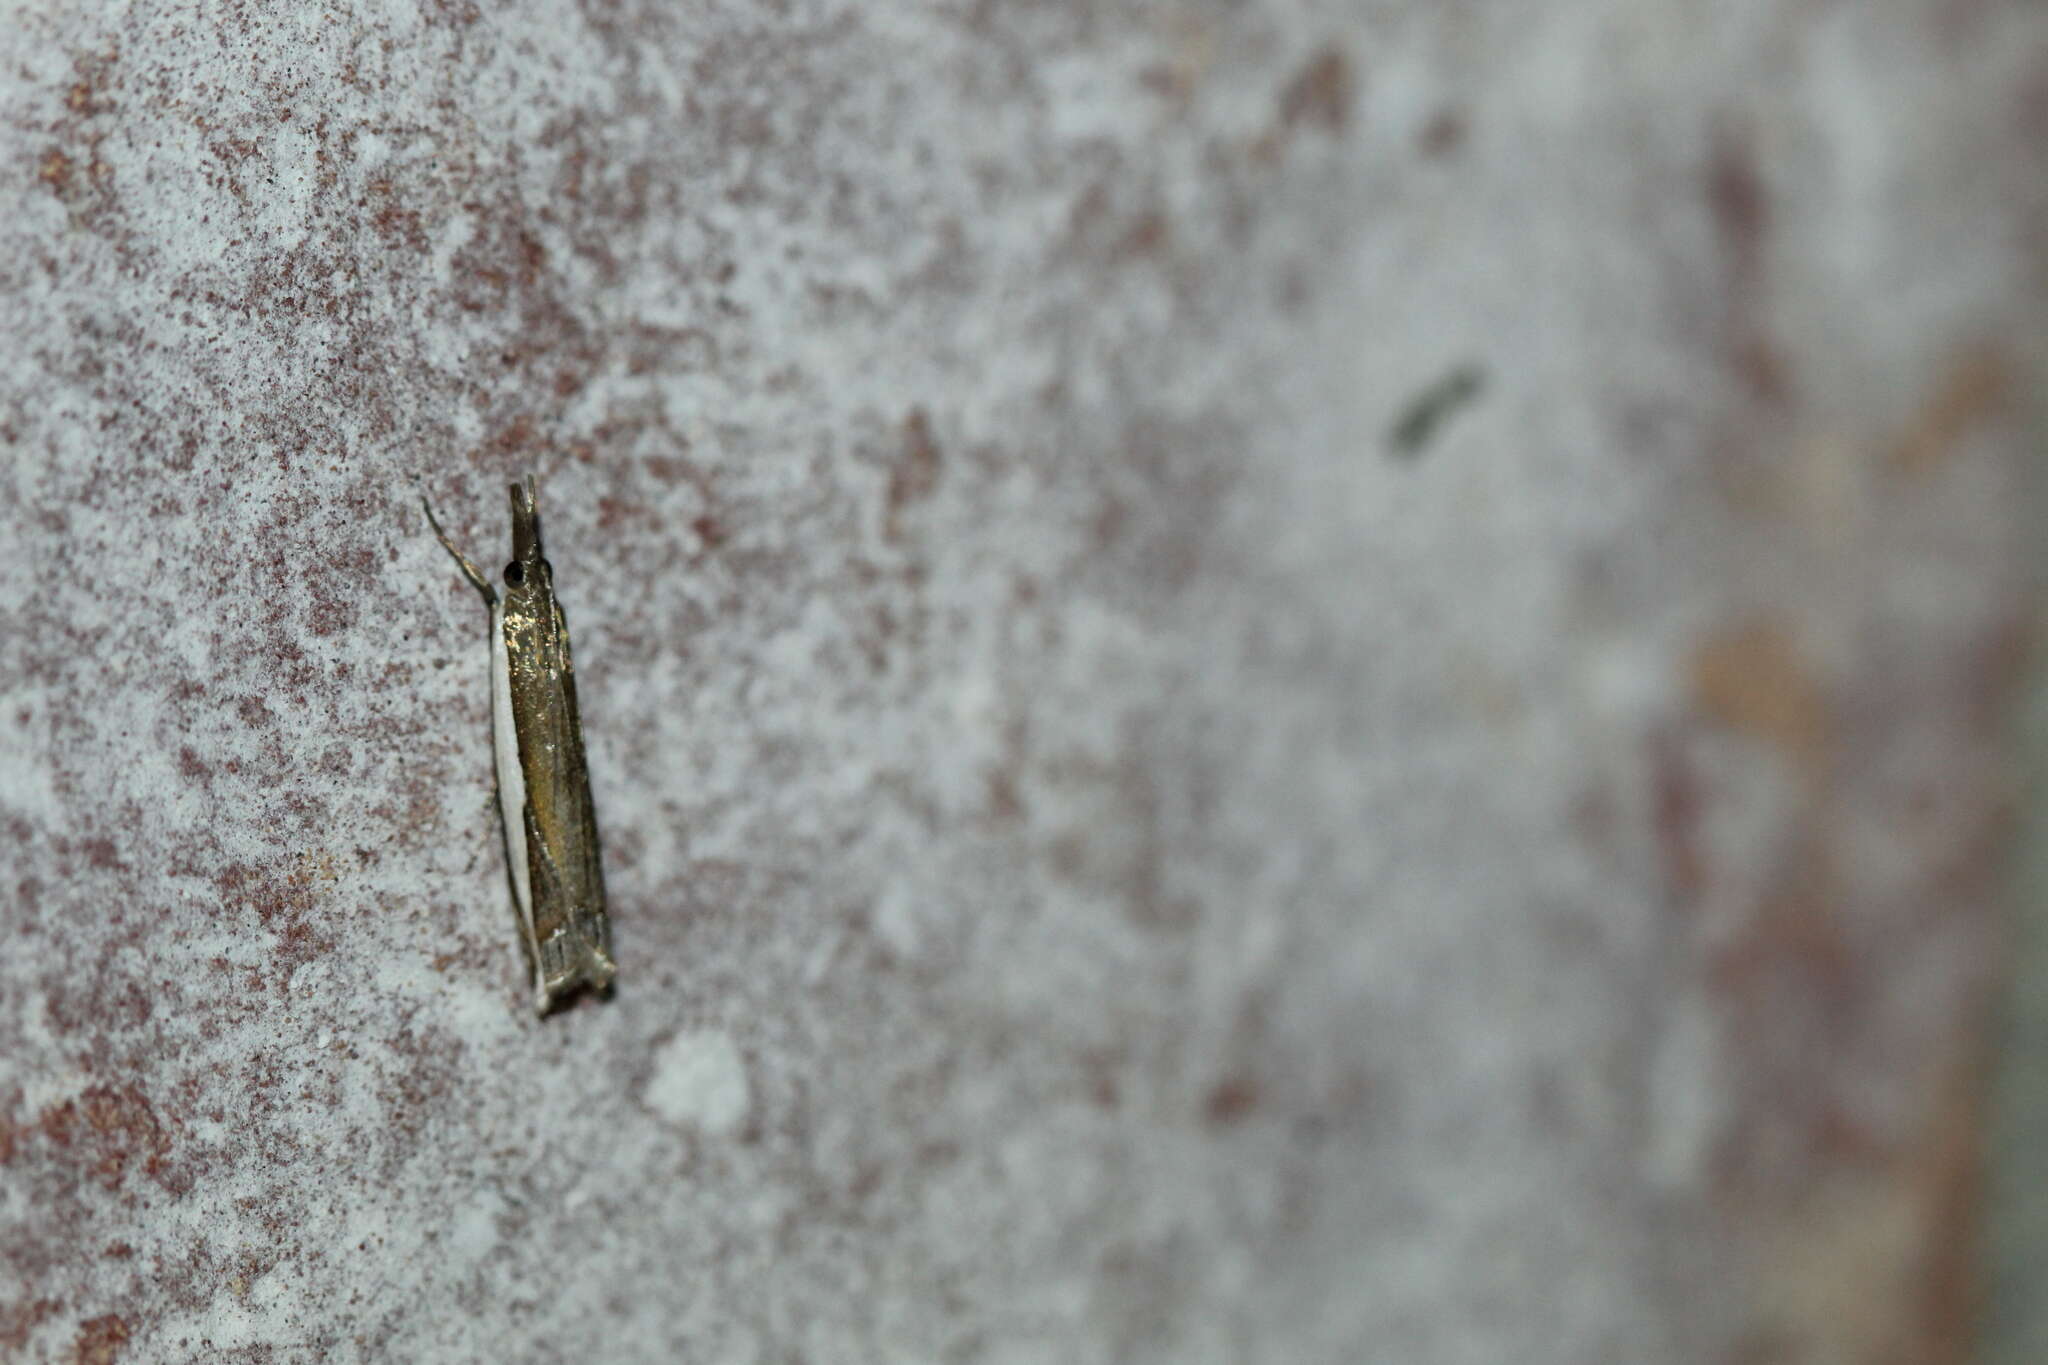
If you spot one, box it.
[2,2,2044,1362]
[1991,674,2048,1363]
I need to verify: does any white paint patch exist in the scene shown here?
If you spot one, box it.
[645,1030,751,1136]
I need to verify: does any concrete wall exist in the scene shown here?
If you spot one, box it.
[3,2,2043,1361]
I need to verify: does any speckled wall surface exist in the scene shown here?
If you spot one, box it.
[2,3,2043,1362]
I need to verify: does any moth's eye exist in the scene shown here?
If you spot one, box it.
[504,561,524,586]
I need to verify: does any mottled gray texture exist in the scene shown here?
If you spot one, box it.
[2,2,2043,1362]
[1989,675,2048,1365]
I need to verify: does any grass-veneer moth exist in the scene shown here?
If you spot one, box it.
[423,479,616,1015]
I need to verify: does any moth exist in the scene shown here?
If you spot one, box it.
[423,479,616,1015]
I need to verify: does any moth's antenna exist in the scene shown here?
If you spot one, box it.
[418,482,497,605]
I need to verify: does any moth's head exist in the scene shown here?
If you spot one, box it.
[502,480,553,597]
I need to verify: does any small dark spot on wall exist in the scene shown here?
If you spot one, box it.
[917,1139,961,1169]
[846,1161,884,1203]
[984,768,1023,824]
[1080,1047,1124,1108]
[1138,61,1194,103]
[1418,109,1467,158]
[1275,263,1310,313]
[1280,46,1354,136]
[1707,123,1767,281]
[1731,335,1792,406]
[1387,363,1487,457]
[1091,493,1128,549]
[1115,210,1170,261]
[595,496,633,532]
[1205,1076,1259,1126]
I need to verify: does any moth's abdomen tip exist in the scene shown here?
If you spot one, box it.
[573,950,616,995]
[531,943,614,1018]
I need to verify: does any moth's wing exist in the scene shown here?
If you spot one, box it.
[524,801,568,931]
[529,604,613,989]
[523,799,612,998]
[551,603,610,945]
